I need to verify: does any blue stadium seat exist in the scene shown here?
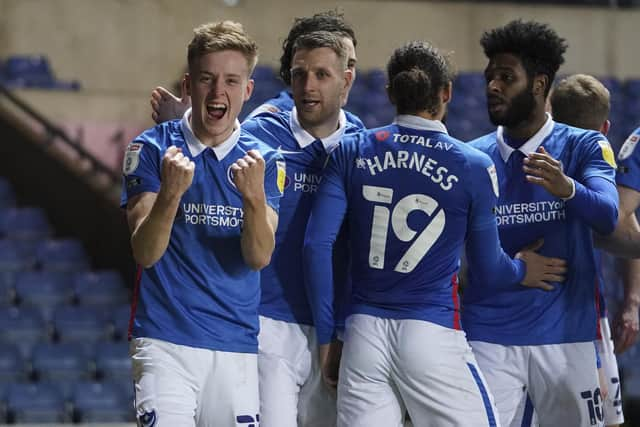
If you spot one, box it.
[0,306,47,358]
[0,207,51,241]
[3,55,55,89]
[6,382,66,423]
[95,341,131,381]
[72,381,133,422]
[0,344,26,382]
[36,238,89,272]
[111,304,132,340]
[53,304,108,343]
[31,342,92,383]
[15,271,73,322]
[73,270,129,307]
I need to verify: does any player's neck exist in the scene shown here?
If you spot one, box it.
[300,113,341,140]
[413,110,442,122]
[503,108,547,142]
[191,118,235,148]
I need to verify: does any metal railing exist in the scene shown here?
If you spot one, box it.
[0,83,121,188]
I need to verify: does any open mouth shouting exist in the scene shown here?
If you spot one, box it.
[206,103,228,120]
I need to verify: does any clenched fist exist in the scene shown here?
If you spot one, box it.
[161,146,195,199]
[231,149,266,202]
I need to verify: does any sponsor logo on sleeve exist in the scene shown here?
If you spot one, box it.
[276,160,286,194]
[598,140,617,168]
[618,133,639,161]
[123,142,143,175]
[487,165,499,197]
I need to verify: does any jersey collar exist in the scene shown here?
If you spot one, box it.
[180,108,241,160]
[496,113,554,162]
[289,107,347,153]
[393,115,448,134]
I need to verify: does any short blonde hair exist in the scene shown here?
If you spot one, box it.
[550,74,610,131]
[187,21,259,75]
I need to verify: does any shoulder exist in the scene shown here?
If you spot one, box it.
[344,110,365,129]
[238,130,282,163]
[467,132,497,151]
[127,120,183,154]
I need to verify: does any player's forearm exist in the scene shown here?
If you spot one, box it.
[466,226,526,289]
[304,238,336,345]
[566,177,618,235]
[594,212,640,258]
[622,258,640,310]
[240,195,275,271]
[131,189,181,268]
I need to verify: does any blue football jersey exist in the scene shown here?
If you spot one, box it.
[120,111,284,353]
[242,108,360,325]
[463,116,617,345]
[246,89,365,130]
[304,115,526,344]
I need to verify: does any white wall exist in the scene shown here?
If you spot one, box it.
[0,0,636,124]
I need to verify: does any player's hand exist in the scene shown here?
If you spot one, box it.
[231,150,266,203]
[150,78,191,124]
[319,341,343,395]
[612,300,640,354]
[160,146,195,199]
[523,146,574,198]
[515,239,567,291]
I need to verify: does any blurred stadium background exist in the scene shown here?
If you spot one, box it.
[0,0,638,425]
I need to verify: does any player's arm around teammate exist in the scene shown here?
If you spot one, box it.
[127,145,194,267]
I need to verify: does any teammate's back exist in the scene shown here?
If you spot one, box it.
[334,119,498,325]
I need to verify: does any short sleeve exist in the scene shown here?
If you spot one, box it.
[120,138,162,208]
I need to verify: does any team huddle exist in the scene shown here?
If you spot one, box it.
[120,11,640,427]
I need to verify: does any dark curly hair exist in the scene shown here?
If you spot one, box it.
[279,10,356,85]
[387,41,455,115]
[480,20,567,96]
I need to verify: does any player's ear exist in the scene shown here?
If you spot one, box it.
[601,119,611,136]
[342,69,353,96]
[244,78,255,102]
[533,74,547,97]
[441,81,453,105]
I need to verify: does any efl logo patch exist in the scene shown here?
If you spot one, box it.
[123,142,143,176]
[598,140,616,168]
[618,133,639,161]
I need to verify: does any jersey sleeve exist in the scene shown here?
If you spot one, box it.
[466,151,526,288]
[303,141,352,345]
[616,127,640,191]
[120,132,163,208]
[576,132,617,184]
[566,132,619,234]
